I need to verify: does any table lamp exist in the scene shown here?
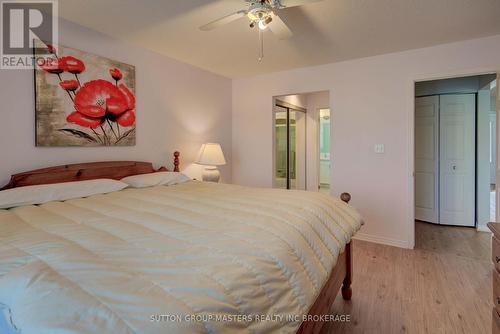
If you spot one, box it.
[195,143,226,182]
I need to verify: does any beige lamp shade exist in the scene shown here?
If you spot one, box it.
[195,143,226,166]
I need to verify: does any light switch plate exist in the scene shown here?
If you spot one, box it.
[374,144,385,154]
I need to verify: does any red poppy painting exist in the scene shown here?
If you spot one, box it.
[35,41,136,146]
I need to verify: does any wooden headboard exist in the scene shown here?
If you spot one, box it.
[1,151,180,190]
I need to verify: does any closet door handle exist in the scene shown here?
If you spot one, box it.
[496,256,500,263]
[452,165,457,171]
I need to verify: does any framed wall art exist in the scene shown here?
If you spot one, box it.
[34,40,136,146]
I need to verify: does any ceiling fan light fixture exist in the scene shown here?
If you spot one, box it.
[200,0,315,60]
[258,16,273,30]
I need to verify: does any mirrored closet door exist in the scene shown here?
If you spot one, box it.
[274,101,306,190]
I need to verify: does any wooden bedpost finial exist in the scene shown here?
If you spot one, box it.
[340,192,351,204]
[173,151,180,172]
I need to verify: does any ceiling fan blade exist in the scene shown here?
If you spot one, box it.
[199,10,247,31]
[279,0,323,8]
[268,14,293,39]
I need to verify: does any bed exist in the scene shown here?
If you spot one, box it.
[0,152,363,334]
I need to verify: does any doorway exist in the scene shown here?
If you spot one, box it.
[414,74,497,229]
[319,108,331,193]
[273,91,330,191]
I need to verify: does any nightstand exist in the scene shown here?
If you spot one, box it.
[488,222,500,334]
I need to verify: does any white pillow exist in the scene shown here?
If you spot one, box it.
[121,172,190,188]
[0,179,128,209]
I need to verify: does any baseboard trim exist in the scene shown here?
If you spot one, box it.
[353,232,409,249]
[476,225,491,233]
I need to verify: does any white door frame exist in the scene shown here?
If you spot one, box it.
[408,68,499,249]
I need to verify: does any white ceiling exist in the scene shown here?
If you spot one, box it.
[58,0,500,78]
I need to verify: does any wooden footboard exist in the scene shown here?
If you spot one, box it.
[296,192,353,334]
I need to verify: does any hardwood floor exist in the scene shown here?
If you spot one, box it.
[415,221,491,261]
[323,223,492,334]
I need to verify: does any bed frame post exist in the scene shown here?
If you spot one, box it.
[340,192,351,204]
[173,151,180,172]
[340,192,353,300]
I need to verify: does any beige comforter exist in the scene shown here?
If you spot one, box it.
[0,181,363,334]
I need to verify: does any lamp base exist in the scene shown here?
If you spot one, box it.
[202,166,220,182]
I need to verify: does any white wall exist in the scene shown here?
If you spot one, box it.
[0,19,232,186]
[232,34,500,249]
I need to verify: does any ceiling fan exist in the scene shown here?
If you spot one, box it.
[199,0,323,60]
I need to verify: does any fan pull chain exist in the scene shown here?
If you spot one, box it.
[258,29,264,61]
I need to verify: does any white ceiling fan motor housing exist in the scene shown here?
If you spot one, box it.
[247,1,274,22]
